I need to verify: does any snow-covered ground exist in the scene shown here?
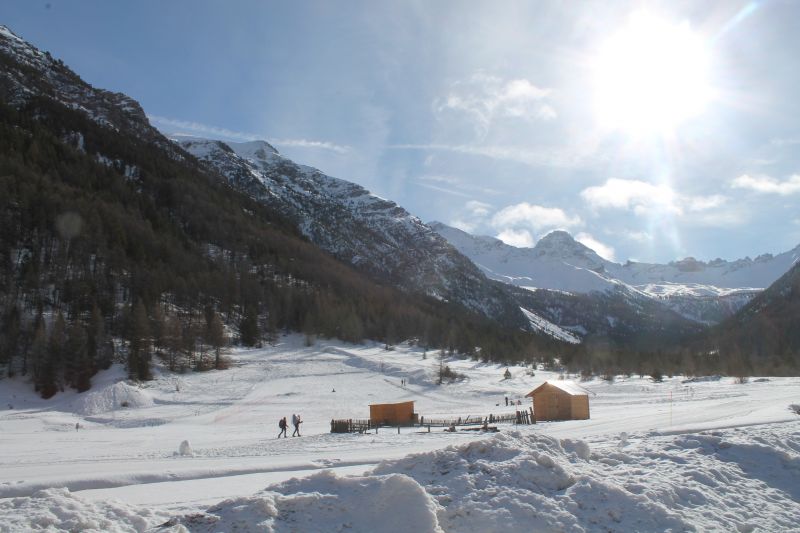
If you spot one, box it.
[1,335,799,532]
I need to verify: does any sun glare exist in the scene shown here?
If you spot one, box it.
[592,12,713,135]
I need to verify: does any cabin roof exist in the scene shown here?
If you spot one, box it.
[369,400,415,408]
[525,380,588,397]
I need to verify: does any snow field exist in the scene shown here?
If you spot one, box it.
[1,335,799,532]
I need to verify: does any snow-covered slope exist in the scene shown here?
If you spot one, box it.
[519,307,581,344]
[431,222,799,324]
[1,336,799,532]
[177,137,528,327]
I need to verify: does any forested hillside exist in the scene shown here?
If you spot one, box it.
[703,262,800,375]
[0,23,572,396]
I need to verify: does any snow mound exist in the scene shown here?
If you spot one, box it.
[0,487,168,533]
[154,427,794,532]
[75,381,154,416]
[163,470,442,532]
[370,431,687,532]
[178,440,194,457]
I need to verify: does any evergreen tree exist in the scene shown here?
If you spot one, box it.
[30,313,48,396]
[45,311,67,394]
[1,305,20,377]
[127,301,152,380]
[206,311,226,369]
[239,306,260,347]
[66,321,91,391]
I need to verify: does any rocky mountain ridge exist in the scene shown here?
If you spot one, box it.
[431,222,799,325]
[176,137,528,328]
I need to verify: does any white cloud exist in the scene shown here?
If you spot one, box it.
[575,232,616,261]
[418,174,460,185]
[391,143,589,168]
[417,182,472,198]
[450,219,479,233]
[687,195,727,211]
[731,174,800,195]
[691,210,748,227]
[769,137,800,147]
[581,178,727,216]
[435,73,556,136]
[491,203,582,231]
[581,178,679,214]
[415,175,499,197]
[496,228,535,247]
[466,200,492,217]
[269,138,351,154]
[148,115,351,154]
[447,201,494,234]
[622,230,652,243]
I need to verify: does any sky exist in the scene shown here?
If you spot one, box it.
[4,0,800,263]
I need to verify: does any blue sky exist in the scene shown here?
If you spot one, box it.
[5,0,800,263]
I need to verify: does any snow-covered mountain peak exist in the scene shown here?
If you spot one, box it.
[532,230,603,266]
[227,139,280,163]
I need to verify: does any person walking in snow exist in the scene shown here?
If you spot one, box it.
[278,416,288,438]
[292,413,302,437]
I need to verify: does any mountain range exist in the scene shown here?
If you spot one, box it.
[0,23,798,384]
[430,222,799,326]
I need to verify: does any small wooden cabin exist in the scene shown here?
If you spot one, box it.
[525,381,589,421]
[369,401,416,426]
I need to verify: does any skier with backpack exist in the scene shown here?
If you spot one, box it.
[278,416,288,438]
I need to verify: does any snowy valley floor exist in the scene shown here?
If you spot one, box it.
[1,336,799,532]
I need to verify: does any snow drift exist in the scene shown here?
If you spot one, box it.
[75,381,154,416]
[8,425,797,532]
[161,427,800,532]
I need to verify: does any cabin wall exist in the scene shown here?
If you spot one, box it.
[571,395,590,419]
[369,401,415,425]
[531,383,590,421]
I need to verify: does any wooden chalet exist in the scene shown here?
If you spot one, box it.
[369,400,417,426]
[525,381,589,421]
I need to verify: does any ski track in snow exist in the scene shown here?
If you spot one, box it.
[1,335,799,532]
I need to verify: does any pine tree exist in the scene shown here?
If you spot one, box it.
[30,313,49,396]
[164,314,183,371]
[239,306,260,347]
[127,301,152,380]
[151,303,166,354]
[66,321,91,392]
[1,305,20,377]
[46,311,67,394]
[206,311,226,369]
[88,303,112,370]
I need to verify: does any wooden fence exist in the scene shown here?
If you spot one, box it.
[331,408,534,433]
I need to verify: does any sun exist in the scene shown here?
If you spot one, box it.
[592,12,713,135]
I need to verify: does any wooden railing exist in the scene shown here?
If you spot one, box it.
[331,409,533,433]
